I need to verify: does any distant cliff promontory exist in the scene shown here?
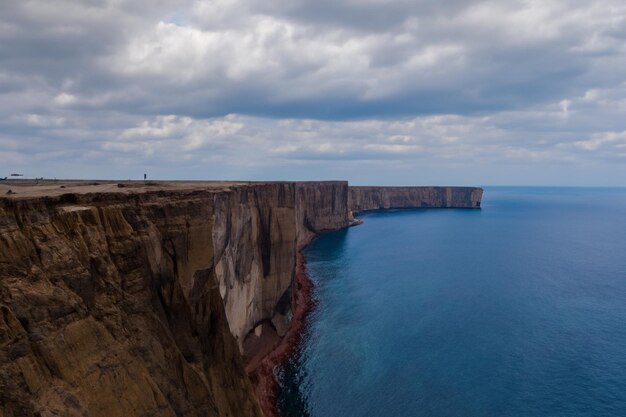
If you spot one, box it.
[348,186,483,212]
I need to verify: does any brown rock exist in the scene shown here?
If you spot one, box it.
[0,190,262,417]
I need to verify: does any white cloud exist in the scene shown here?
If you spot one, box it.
[569,131,626,151]
[54,93,78,106]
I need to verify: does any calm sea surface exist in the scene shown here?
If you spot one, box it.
[278,187,626,417]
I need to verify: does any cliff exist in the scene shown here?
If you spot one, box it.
[210,181,350,357]
[295,182,351,243]
[0,180,481,417]
[348,186,483,212]
[0,188,264,417]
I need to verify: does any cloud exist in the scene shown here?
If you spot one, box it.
[1,0,626,184]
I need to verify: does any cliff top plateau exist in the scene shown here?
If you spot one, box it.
[0,180,309,199]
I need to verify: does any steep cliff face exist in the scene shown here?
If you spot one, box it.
[0,190,263,417]
[0,181,356,417]
[212,183,298,350]
[295,182,351,244]
[348,186,483,212]
[0,181,482,417]
[211,181,351,354]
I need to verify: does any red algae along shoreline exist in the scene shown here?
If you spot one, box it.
[246,234,317,417]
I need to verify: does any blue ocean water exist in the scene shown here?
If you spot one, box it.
[278,187,626,417]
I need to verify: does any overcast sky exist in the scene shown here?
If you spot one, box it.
[1,0,626,185]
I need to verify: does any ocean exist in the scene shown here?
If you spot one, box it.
[278,187,626,417]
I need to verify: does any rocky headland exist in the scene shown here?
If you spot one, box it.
[0,180,482,417]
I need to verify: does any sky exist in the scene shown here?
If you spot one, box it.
[1,0,626,186]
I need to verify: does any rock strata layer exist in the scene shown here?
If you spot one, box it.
[348,186,483,212]
[0,181,481,417]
